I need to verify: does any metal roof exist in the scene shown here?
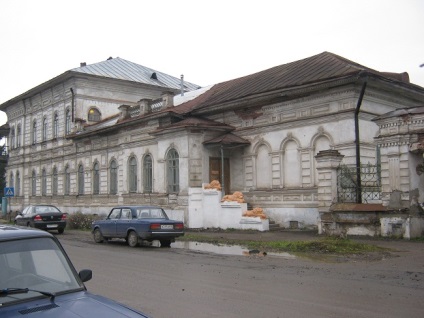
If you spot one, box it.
[72,57,200,91]
[173,52,423,113]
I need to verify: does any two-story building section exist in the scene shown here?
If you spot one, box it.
[2,52,424,229]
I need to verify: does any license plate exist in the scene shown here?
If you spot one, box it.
[161,225,173,230]
[47,224,58,228]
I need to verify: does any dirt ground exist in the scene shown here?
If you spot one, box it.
[61,228,424,318]
[63,227,424,266]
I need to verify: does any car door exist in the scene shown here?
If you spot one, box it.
[101,208,121,237]
[17,206,31,226]
[115,208,132,238]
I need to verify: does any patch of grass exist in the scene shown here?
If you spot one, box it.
[177,234,385,255]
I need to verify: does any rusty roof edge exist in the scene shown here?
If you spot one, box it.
[190,75,360,115]
[67,108,180,140]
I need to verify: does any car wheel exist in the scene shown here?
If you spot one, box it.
[58,228,64,234]
[160,239,172,247]
[27,222,32,228]
[127,231,139,247]
[93,228,104,243]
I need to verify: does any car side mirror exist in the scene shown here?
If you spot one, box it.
[79,269,93,282]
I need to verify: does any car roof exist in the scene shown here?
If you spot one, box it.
[113,206,163,209]
[25,205,59,208]
[0,225,54,242]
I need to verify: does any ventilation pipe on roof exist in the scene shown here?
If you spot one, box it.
[354,71,368,203]
[80,62,86,67]
[180,75,184,96]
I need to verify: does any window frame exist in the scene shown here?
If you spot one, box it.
[32,170,37,196]
[42,117,48,142]
[109,160,118,195]
[78,164,84,195]
[53,112,59,139]
[64,166,70,195]
[88,107,101,122]
[93,162,100,195]
[32,120,37,145]
[52,167,58,196]
[166,149,179,193]
[128,157,137,193]
[143,154,153,193]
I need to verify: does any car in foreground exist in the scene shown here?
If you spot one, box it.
[0,225,149,317]
[14,205,67,234]
[91,205,184,247]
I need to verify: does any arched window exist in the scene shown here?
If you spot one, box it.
[128,157,137,193]
[78,164,84,195]
[10,127,15,149]
[32,120,37,145]
[53,112,59,138]
[9,172,14,189]
[283,140,301,187]
[93,162,100,194]
[167,149,179,193]
[65,109,71,134]
[256,145,271,189]
[110,160,118,195]
[65,166,70,195]
[32,170,37,196]
[52,167,58,195]
[16,124,21,148]
[42,117,48,142]
[16,171,20,196]
[42,168,47,195]
[88,108,101,122]
[143,154,153,193]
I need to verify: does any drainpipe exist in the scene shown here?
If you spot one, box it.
[70,88,75,122]
[354,72,368,203]
[221,145,225,195]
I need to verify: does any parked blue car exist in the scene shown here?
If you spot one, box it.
[0,225,149,318]
[91,205,184,247]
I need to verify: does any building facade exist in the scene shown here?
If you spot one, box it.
[2,53,424,229]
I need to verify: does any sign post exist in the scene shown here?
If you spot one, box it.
[4,187,14,219]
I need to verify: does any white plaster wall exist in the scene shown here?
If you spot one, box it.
[265,207,319,229]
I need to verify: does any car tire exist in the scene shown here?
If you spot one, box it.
[58,228,65,234]
[93,228,104,243]
[127,231,139,247]
[160,240,172,247]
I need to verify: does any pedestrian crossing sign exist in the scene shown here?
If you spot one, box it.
[4,187,14,197]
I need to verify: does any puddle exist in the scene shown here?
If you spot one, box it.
[169,241,296,259]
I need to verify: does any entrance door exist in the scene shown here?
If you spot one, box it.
[209,157,230,194]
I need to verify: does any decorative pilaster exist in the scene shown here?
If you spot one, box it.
[315,150,344,213]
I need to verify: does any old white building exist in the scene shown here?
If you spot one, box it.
[2,52,424,229]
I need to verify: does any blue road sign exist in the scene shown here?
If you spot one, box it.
[4,187,14,197]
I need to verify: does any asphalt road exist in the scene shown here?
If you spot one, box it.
[59,231,424,318]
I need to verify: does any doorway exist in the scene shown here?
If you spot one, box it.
[209,157,230,194]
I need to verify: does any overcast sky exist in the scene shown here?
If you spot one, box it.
[1,0,423,125]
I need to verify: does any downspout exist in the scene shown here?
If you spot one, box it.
[70,88,75,122]
[354,72,368,203]
[221,145,225,195]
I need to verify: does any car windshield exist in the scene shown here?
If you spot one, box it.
[34,206,60,214]
[136,208,168,219]
[0,237,83,306]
